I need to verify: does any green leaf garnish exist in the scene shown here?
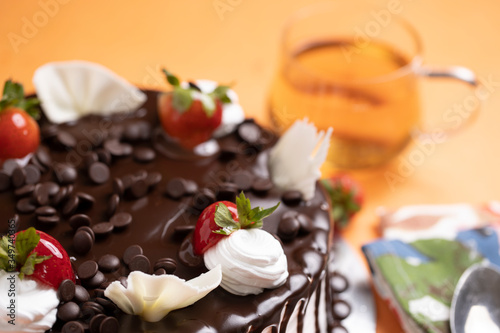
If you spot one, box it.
[213,192,280,236]
[162,69,180,87]
[171,87,193,113]
[0,227,51,278]
[0,80,40,119]
[211,85,232,104]
[213,203,240,235]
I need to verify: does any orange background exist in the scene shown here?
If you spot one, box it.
[1,0,499,332]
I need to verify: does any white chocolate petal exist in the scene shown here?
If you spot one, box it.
[104,265,222,322]
[33,61,147,124]
[269,119,332,200]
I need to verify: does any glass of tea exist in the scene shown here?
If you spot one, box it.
[268,2,480,170]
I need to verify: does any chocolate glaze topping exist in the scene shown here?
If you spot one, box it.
[0,91,345,332]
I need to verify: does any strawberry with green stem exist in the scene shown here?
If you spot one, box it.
[158,69,231,149]
[321,174,363,229]
[0,227,75,289]
[193,192,280,255]
[0,80,41,160]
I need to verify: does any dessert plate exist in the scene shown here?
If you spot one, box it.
[330,236,376,332]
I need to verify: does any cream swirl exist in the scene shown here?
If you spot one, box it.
[0,271,59,332]
[204,229,288,296]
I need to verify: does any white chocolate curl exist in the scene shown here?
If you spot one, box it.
[269,119,332,200]
[104,266,222,322]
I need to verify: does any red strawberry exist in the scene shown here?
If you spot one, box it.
[0,227,75,289]
[158,69,229,149]
[193,192,280,255]
[0,80,41,160]
[321,174,363,229]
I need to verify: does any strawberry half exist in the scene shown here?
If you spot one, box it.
[158,69,230,149]
[0,227,75,289]
[0,80,41,160]
[321,174,363,229]
[193,192,280,255]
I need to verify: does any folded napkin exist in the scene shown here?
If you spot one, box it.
[362,202,500,333]
[33,61,147,124]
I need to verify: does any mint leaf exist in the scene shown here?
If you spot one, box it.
[0,80,40,118]
[236,192,280,229]
[162,69,180,87]
[19,252,51,279]
[198,94,216,117]
[15,227,40,266]
[3,80,24,101]
[172,87,193,113]
[0,236,11,271]
[213,203,240,235]
[211,85,231,104]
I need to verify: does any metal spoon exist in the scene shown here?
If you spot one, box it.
[450,263,500,333]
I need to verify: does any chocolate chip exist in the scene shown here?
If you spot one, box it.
[57,302,81,322]
[297,214,313,235]
[107,194,120,217]
[76,192,95,210]
[96,148,112,165]
[77,226,95,242]
[35,205,56,216]
[252,178,273,195]
[29,154,48,173]
[11,167,26,188]
[16,197,36,214]
[333,299,351,320]
[88,162,110,184]
[133,169,147,180]
[41,124,58,139]
[154,268,167,275]
[34,184,50,206]
[145,172,162,188]
[0,171,11,192]
[219,145,239,161]
[14,184,35,198]
[154,258,177,274]
[58,279,76,302]
[123,244,143,265]
[62,195,80,216]
[278,216,300,242]
[83,152,99,168]
[231,170,253,191]
[56,131,77,149]
[73,285,90,303]
[133,147,156,163]
[237,122,261,144]
[36,214,60,227]
[165,177,188,199]
[54,164,78,185]
[120,174,134,190]
[52,187,68,206]
[62,321,85,333]
[184,180,198,195]
[282,190,303,206]
[95,297,116,312]
[130,179,148,199]
[77,260,99,280]
[89,314,106,333]
[172,225,194,240]
[92,222,114,237]
[81,301,104,315]
[112,178,124,197]
[103,139,132,157]
[129,254,150,273]
[43,181,60,196]
[73,230,94,255]
[98,254,121,272]
[35,147,52,167]
[69,214,91,230]
[24,165,41,185]
[331,272,349,294]
[191,188,216,212]
[216,182,238,202]
[110,212,132,229]
[83,271,106,289]
[100,316,119,333]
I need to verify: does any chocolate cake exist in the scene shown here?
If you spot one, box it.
[0,90,351,332]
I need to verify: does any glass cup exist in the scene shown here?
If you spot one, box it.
[268,2,480,170]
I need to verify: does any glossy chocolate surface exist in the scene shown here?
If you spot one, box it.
[0,91,334,332]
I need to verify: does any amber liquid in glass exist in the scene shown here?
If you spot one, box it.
[269,39,420,169]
